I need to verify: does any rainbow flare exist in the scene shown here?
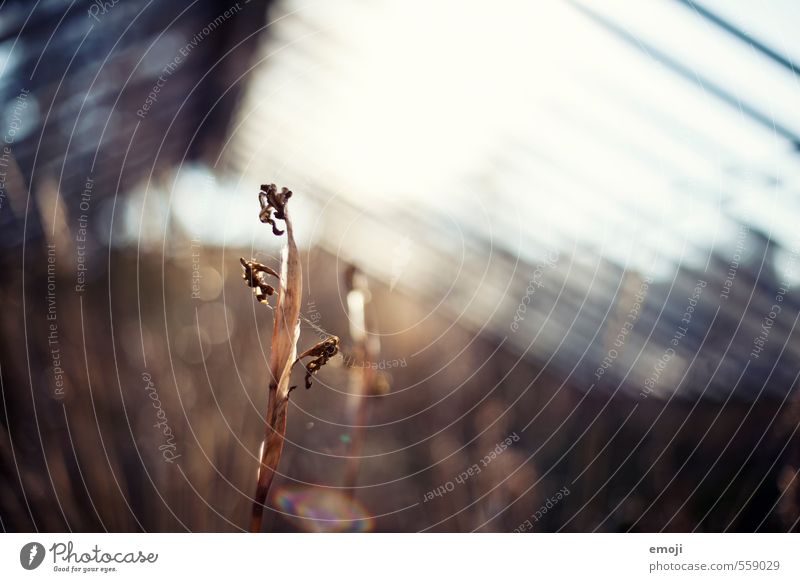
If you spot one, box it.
[273,485,374,532]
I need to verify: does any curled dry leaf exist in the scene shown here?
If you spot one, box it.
[294,336,340,390]
[258,184,293,236]
[240,258,278,304]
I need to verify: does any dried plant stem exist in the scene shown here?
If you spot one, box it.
[251,384,290,532]
[343,339,374,496]
[247,186,302,533]
[342,266,384,497]
[343,391,370,497]
[243,184,338,533]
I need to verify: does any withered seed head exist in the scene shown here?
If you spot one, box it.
[296,336,340,390]
[240,257,279,305]
[258,183,293,236]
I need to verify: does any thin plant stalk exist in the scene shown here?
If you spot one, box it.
[342,266,387,497]
[251,191,301,532]
[241,185,339,532]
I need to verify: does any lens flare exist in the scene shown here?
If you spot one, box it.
[273,485,373,532]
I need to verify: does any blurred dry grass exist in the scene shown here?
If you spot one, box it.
[1,238,799,532]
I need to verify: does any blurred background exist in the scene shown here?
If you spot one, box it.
[2,0,800,532]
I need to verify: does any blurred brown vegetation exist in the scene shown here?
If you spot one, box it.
[2,241,799,532]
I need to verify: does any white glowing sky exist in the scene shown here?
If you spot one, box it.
[143,0,800,286]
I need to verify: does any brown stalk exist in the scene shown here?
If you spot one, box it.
[342,266,389,497]
[246,185,301,532]
[241,185,338,532]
